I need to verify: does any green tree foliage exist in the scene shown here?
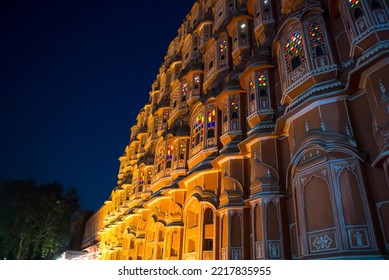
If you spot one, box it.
[0,180,80,259]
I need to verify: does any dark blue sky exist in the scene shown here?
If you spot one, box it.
[0,0,195,211]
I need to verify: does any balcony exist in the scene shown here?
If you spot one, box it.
[247,108,275,129]
[168,102,188,126]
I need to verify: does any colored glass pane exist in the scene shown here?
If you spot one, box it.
[258,74,267,87]
[207,109,216,128]
[223,101,228,112]
[156,146,165,173]
[285,33,304,61]
[179,142,186,153]
[182,82,188,96]
[348,0,359,8]
[192,114,204,147]
[167,145,173,160]
[194,75,200,84]
[307,22,326,57]
[231,98,239,110]
[249,76,255,93]
[284,32,305,72]
[140,172,144,185]
[307,22,323,47]
[219,40,227,55]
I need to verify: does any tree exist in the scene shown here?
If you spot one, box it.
[0,180,80,259]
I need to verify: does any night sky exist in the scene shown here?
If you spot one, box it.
[0,0,195,211]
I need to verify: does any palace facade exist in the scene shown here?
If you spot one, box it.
[82,0,389,260]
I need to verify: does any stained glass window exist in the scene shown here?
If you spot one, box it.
[179,141,186,154]
[207,109,216,128]
[179,140,186,160]
[139,171,145,185]
[285,33,304,60]
[258,74,267,87]
[166,145,173,160]
[192,114,204,147]
[163,111,168,122]
[249,76,255,94]
[231,98,239,110]
[219,40,227,56]
[285,32,305,72]
[348,0,359,8]
[307,22,326,58]
[223,101,229,112]
[194,75,200,84]
[147,169,152,184]
[182,81,188,96]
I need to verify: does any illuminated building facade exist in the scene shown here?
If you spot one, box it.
[82,0,389,260]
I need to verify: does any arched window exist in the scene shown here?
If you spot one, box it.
[147,169,152,185]
[179,140,186,160]
[166,144,173,169]
[258,73,267,88]
[207,108,216,128]
[202,208,214,251]
[254,71,270,110]
[304,176,335,232]
[162,110,168,123]
[181,81,188,101]
[170,87,180,110]
[206,105,217,145]
[203,207,213,221]
[194,74,200,89]
[231,214,242,248]
[219,39,227,61]
[306,22,327,58]
[184,201,200,255]
[230,96,240,131]
[192,114,204,148]
[285,32,305,73]
[254,204,263,242]
[154,116,160,133]
[139,171,145,191]
[231,98,239,118]
[248,75,256,113]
